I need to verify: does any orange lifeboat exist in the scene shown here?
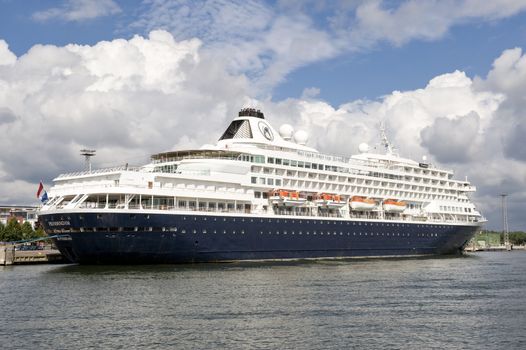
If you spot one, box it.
[383,199,407,212]
[269,189,288,205]
[283,191,307,206]
[350,196,376,211]
[315,193,346,208]
[270,189,307,206]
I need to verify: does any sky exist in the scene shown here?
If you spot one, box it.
[1,0,526,231]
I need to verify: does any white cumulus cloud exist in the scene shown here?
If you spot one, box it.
[128,0,526,93]
[1,30,526,230]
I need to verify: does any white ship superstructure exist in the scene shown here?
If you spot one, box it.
[42,108,482,225]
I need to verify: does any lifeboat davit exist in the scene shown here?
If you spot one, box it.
[350,196,376,211]
[314,193,346,208]
[383,199,407,212]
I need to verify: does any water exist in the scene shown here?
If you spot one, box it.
[1,252,526,349]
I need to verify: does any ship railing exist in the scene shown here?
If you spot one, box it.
[56,166,142,179]
[152,154,241,164]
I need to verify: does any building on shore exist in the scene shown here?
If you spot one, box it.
[0,205,38,228]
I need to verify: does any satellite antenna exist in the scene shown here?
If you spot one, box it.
[80,149,96,171]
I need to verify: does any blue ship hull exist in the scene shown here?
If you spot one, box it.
[38,212,479,264]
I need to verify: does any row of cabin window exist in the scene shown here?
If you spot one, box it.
[440,205,473,213]
[266,157,450,181]
[251,177,282,186]
[267,157,343,173]
[256,168,459,196]
[176,201,249,211]
[61,227,442,238]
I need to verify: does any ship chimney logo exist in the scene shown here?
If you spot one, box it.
[258,121,274,141]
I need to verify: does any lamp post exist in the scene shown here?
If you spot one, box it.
[500,193,510,251]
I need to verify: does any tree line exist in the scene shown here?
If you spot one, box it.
[482,230,526,245]
[0,218,46,242]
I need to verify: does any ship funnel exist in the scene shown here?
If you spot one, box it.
[238,108,264,119]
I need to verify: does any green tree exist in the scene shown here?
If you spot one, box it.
[3,217,23,242]
[0,221,5,241]
[21,221,34,240]
[509,231,526,245]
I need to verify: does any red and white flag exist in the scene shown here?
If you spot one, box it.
[36,181,44,198]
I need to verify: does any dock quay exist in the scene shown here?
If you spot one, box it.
[464,245,526,252]
[1,244,64,265]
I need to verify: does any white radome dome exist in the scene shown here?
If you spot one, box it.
[293,130,308,145]
[422,155,428,162]
[358,143,369,153]
[279,124,294,140]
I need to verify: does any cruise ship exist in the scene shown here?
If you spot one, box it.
[38,108,484,264]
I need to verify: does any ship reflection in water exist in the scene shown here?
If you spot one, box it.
[1,252,525,349]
